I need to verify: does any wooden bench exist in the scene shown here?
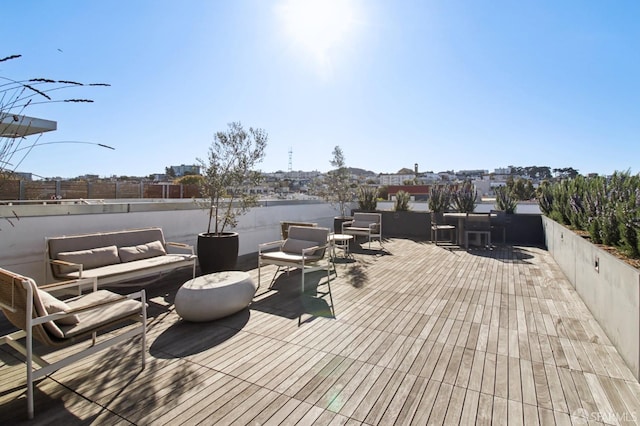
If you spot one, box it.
[46,227,196,287]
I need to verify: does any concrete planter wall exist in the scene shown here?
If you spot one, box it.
[500,214,544,245]
[379,211,429,238]
[542,216,640,380]
[369,210,544,243]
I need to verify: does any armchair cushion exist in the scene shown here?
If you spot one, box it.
[282,238,322,256]
[57,245,120,273]
[349,220,374,229]
[61,290,142,338]
[30,282,65,339]
[118,240,166,262]
[37,289,80,325]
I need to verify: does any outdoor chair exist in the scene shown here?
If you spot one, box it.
[0,267,147,419]
[431,212,456,245]
[341,212,382,249]
[258,226,335,321]
[465,213,492,249]
[280,221,317,240]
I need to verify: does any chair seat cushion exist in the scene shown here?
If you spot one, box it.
[260,251,323,264]
[60,290,142,338]
[56,254,196,280]
[350,220,374,229]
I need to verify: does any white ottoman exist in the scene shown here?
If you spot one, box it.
[175,271,257,322]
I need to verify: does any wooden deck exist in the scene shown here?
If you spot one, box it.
[1,239,640,425]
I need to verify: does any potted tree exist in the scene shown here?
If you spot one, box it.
[325,146,354,233]
[197,122,267,274]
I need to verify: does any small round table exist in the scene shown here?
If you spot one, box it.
[330,233,354,259]
[175,271,257,322]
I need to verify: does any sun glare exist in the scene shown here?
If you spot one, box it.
[277,0,359,72]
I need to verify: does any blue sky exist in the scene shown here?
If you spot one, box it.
[2,0,638,178]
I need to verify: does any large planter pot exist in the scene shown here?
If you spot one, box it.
[333,216,353,234]
[197,232,239,274]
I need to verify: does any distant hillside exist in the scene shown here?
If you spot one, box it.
[347,167,376,176]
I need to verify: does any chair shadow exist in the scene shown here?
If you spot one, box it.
[251,270,334,322]
[349,242,392,257]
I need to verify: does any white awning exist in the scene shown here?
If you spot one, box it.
[0,114,57,138]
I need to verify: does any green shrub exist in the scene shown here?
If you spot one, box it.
[394,190,411,211]
[540,171,640,259]
[428,185,452,213]
[357,186,378,211]
[536,181,553,215]
[495,186,517,214]
[452,180,477,213]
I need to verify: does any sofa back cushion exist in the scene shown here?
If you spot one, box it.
[57,245,120,274]
[282,238,321,256]
[118,240,167,262]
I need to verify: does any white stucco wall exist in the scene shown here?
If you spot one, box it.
[0,200,342,283]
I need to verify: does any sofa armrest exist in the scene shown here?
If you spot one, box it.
[49,259,81,270]
[39,277,98,299]
[165,241,195,255]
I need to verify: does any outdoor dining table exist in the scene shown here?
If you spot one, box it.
[443,212,497,246]
[443,212,468,245]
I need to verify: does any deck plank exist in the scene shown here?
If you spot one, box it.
[1,240,639,425]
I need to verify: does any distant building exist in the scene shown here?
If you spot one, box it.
[457,169,488,179]
[171,164,201,177]
[387,185,432,201]
[416,172,442,184]
[494,167,511,175]
[380,174,416,186]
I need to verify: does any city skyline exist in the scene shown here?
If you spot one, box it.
[3,1,639,179]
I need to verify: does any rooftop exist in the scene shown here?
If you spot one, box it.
[1,239,639,424]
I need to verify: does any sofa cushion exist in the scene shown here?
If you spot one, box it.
[56,254,196,281]
[118,240,166,263]
[57,245,120,273]
[37,289,80,325]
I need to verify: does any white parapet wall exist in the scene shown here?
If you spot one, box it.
[542,216,640,380]
[0,200,344,283]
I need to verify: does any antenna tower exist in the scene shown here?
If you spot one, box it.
[288,147,292,173]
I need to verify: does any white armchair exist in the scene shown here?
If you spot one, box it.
[0,267,147,419]
[341,212,382,249]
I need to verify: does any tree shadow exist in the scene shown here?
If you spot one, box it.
[465,245,535,264]
[149,309,250,358]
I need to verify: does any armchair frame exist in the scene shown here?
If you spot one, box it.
[341,212,382,249]
[0,268,147,419]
